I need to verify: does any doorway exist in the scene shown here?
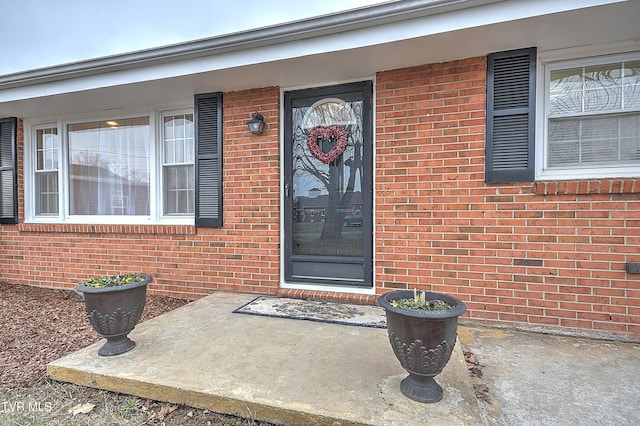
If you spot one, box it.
[283,81,373,287]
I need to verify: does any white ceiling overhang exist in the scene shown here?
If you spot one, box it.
[1,0,639,119]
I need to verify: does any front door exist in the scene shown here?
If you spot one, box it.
[284,81,373,288]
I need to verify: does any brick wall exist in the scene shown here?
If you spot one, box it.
[375,57,640,341]
[0,87,281,300]
[1,58,639,341]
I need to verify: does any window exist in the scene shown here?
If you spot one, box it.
[21,92,221,226]
[162,113,194,215]
[540,53,640,179]
[35,126,59,215]
[27,109,195,224]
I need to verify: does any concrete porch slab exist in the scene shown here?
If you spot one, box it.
[48,292,481,425]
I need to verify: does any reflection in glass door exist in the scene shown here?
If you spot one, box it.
[284,82,373,287]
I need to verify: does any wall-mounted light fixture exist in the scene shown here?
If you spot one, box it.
[247,112,265,135]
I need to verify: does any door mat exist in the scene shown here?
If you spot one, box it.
[233,296,387,328]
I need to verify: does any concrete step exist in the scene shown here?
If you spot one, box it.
[48,292,481,425]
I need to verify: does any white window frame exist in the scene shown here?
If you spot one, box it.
[536,49,640,181]
[159,109,195,218]
[24,107,194,225]
[31,123,62,217]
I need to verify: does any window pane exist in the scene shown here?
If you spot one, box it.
[163,165,194,215]
[175,139,185,163]
[35,171,58,214]
[550,68,583,115]
[583,63,622,112]
[620,114,640,161]
[624,61,640,109]
[164,114,194,165]
[548,119,579,166]
[165,140,175,164]
[292,97,364,258]
[36,128,58,171]
[68,118,150,215]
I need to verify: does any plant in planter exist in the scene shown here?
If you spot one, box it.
[378,289,467,403]
[76,273,152,356]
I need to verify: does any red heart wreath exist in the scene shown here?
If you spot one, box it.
[306,125,348,164]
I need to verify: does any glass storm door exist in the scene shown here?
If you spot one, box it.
[284,82,373,288]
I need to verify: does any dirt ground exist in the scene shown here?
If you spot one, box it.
[0,280,273,425]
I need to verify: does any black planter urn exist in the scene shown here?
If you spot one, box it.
[76,275,152,356]
[378,290,467,403]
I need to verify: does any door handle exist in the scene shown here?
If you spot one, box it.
[285,183,290,198]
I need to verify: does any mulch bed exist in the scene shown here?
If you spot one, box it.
[0,280,188,387]
[0,280,273,425]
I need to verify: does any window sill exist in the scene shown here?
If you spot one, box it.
[17,223,196,235]
[534,178,640,196]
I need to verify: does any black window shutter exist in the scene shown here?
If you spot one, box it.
[194,93,223,227]
[0,117,18,224]
[486,47,536,183]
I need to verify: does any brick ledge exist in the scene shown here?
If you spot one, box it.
[17,223,196,235]
[534,179,640,195]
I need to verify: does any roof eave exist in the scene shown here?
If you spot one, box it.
[0,0,502,90]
